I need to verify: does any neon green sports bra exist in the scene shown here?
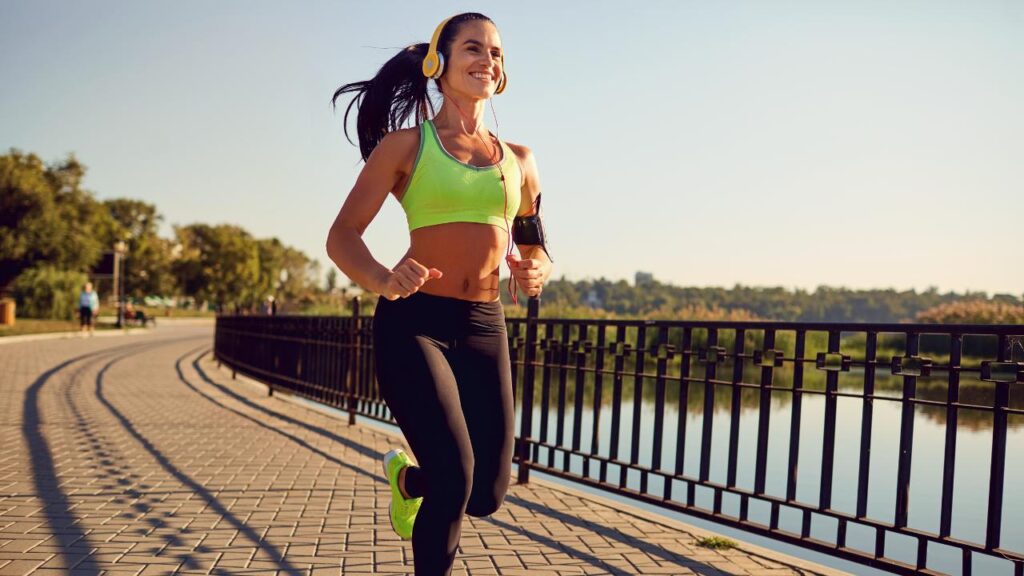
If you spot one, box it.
[399,119,522,232]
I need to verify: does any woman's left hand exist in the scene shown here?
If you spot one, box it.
[506,254,551,298]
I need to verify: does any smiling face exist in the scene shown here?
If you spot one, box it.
[439,19,504,99]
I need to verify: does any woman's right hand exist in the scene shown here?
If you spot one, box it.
[379,257,443,301]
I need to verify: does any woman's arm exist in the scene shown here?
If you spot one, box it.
[326,130,417,294]
[506,143,553,293]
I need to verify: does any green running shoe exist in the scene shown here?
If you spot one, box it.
[383,448,422,540]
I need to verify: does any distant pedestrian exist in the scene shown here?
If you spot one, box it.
[79,282,99,335]
[124,301,136,326]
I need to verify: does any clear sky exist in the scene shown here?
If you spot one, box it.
[2,0,1021,295]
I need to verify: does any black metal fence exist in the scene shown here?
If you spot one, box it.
[214,297,1024,576]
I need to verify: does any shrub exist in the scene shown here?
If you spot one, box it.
[916,300,1024,325]
[11,267,90,320]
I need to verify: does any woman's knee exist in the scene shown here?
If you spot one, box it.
[465,484,507,517]
[426,456,475,512]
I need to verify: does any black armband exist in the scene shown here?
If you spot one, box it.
[512,193,553,262]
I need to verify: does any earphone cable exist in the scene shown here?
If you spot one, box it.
[445,93,518,305]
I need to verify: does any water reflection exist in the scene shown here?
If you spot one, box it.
[516,356,1024,430]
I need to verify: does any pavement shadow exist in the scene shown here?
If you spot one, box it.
[21,337,195,575]
[492,491,742,575]
[94,340,307,576]
[190,350,388,462]
[480,513,641,575]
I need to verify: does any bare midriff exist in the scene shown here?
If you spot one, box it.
[404,222,509,303]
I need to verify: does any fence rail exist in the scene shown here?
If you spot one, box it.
[214,297,1024,576]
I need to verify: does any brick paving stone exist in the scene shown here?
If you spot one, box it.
[0,326,849,576]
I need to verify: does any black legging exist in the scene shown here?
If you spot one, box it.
[372,290,515,576]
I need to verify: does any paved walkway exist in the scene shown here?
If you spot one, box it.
[0,326,847,575]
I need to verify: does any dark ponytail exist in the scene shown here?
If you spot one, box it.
[332,43,433,161]
[332,12,494,162]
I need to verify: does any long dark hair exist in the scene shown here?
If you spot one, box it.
[332,12,494,161]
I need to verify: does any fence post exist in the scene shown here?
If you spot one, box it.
[347,296,360,426]
[517,295,540,484]
[265,316,274,396]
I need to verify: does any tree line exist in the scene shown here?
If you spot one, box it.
[4,148,1019,323]
[1,149,322,316]
[528,276,1023,324]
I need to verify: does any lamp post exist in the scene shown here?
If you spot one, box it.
[274,269,288,316]
[114,240,128,328]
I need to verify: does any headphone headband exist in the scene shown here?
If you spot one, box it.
[422,16,453,80]
[421,15,507,94]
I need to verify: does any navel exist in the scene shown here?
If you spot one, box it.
[462,277,471,293]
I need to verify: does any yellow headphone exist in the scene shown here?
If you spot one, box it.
[422,16,507,95]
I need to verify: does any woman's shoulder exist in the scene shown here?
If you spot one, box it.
[378,126,421,152]
[503,140,533,162]
[503,140,538,180]
[503,140,537,180]
[370,126,422,169]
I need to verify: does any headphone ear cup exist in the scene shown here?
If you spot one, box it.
[434,52,445,79]
[422,52,438,78]
[495,54,507,94]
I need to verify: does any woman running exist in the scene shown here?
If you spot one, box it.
[325,12,553,575]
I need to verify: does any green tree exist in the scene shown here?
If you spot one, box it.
[0,150,116,290]
[254,238,319,308]
[254,237,286,305]
[280,246,319,304]
[172,224,260,309]
[104,198,174,298]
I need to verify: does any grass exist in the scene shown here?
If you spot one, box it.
[135,306,216,318]
[696,536,738,550]
[0,309,214,337]
[0,318,117,337]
